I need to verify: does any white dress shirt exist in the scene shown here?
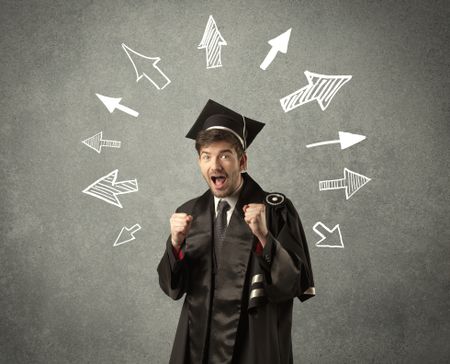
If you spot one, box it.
[213,178,244,226]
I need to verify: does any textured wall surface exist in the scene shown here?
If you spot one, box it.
[1,0,448,363]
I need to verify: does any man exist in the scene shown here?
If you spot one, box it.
[157,99,315,364]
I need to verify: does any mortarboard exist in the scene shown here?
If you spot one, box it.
[185,99,265,150]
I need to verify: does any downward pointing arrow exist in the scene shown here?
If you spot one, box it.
[114,224,142,247]
[96,93,139,117]
[306,131,366,150]
[313,222,344,248]
[260,28,292,70]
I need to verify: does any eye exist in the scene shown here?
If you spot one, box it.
[201,154,210,161]
[220,154,231,160]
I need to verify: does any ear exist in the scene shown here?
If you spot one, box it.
[239,153,248,172]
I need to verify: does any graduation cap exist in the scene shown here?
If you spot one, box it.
[186,99,265,150]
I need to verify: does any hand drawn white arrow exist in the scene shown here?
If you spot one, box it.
[121,43,171,90]
[313,222,344,248]
[260,28,292,70]
[306,131,366,150]
[82,169,138,208]
[96,93,139,117]
[114,224,142,247]
[319,168,371,200]
[82,131,121,154]
[280,71,352,112]
[198,15,227,69]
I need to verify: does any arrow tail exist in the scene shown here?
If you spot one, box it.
[306,139,339,148]
[260,48,277,70]
[101,140,121,148]
[117,104,139,117]
[319,178,346,191]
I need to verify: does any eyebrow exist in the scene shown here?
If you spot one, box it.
[201,149,233,155]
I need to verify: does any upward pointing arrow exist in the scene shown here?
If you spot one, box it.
[260,28,292,70]
[122,43,171,90]
[198,15,227,69]
[96,93,139,117]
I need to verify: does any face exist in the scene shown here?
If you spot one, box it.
[198,141,247,198]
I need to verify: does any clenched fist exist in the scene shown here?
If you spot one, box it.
[243,203,268,246]
[170,213,193,250]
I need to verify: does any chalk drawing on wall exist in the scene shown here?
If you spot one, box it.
[82,131,121,154]
[280,71,352,112]
[313,222,344,248]
[260,28,292,70]
[82,169,138,208]
[114,224,142,247]
[96,93,139,117]
[306,131,366,150]
[198,15,227,69]
[121,43,171,90]
[319,168,371,200]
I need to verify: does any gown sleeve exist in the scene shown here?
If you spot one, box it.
[256,197,315,303]
[157,207,190,301]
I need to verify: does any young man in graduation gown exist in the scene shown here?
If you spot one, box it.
[157,100,315,364]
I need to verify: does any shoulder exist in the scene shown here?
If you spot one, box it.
[264,191,298,215]
[175,189,210,214]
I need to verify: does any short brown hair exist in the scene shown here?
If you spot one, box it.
[195,129,244,158]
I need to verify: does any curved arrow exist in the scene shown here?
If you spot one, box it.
[260,28,292,70]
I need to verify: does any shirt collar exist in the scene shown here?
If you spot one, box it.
[213,176,244,214]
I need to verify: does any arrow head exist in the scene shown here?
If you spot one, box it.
[268,28,292,53]
[313,222,344,248]
[82,131,103,153]
[338,131,366,150]
[96,93,122,113]
[343,168,371,199]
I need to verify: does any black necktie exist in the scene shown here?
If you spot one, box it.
[214,199,230,264]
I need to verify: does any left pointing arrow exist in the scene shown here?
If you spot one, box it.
[114,224,142,247]
[82,131,121,154]
[96,93,139,117]
[82,169,138,208]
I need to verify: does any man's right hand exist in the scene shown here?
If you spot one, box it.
[170,213,193,250]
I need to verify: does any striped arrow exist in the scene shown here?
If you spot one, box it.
[319,168,371,200]
[114,224,142,247]
[82,169,138,208]
[82,131,121,154]
[280,71,352,112]
[198,15,227,69]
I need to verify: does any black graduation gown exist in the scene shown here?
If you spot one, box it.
[157,173,315,364]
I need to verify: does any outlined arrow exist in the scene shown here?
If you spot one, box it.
[319,168,371,200]
[114,224,142,247]
[260,28,292,70]
[82,131,121,154]
[280,71,352,112]
[82,169,138,208]
[306,131,366,150]
[313,222,344,248]
[198,15,227,69]
[121,43,171,90]
[96,93,139,117]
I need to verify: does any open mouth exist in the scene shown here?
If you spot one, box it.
[211,175,227,188]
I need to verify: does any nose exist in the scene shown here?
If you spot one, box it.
[211,156,223,171]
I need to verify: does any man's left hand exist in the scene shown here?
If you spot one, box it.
[243,203,268,246]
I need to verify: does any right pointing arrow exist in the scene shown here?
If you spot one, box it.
[319,168,371,200]
[313,222,344,248]
[306,131,366,150]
